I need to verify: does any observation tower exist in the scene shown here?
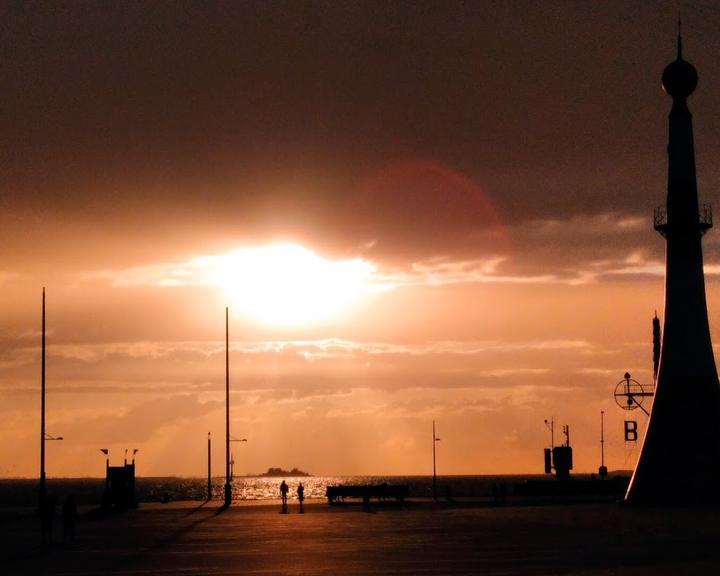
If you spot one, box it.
[625,28,720,504]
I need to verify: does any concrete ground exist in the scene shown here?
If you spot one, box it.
[3,499,720,575]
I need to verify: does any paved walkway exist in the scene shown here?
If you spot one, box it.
[3,500,720,575]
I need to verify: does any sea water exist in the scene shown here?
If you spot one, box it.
[0,475,554,508]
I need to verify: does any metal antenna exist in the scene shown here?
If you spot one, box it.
[677,13,683,60]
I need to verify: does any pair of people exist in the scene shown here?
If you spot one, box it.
[279,480,305,513]
[41,494,77,544]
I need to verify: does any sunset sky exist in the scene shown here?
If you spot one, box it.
[4,2,720,478]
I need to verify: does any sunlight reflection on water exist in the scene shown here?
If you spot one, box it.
[0,475,553,506]
[156,475,537,502]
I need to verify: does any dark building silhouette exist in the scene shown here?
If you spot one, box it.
[103,460,137,510]
[625,28,720,504]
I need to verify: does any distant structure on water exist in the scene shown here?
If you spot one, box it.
[625,26,720,504]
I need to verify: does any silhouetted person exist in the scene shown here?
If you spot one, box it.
[491,483,499,505]
[297,482,305,513]
[280,480,288,513]
[62,494,77,543]
[41,494,57,544]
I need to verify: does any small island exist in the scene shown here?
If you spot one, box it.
[258,467,311,477]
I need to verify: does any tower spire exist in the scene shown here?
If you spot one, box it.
[626,29,720,505]
[677,15,683,60]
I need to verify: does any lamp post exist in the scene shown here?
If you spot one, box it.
[432,420,441,500]
[100,449,109,476]
[207,432,212,501]
[224,307,232,507]
[544,416,555,449]
[600,411,605,466]
[40,430,63,508]
[229,437,248,481]
[39,288,46,508]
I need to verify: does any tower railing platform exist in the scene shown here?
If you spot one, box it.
[653,203,712,236]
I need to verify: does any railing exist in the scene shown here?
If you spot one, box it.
[653,206,667,232]
[700,203,713,231]
[653,203,712,236]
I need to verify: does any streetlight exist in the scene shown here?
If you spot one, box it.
[224,307,232,507]
[544,416,555,449]
[207,433,212,501]
[38,288,64,509]
[229,437,248,481]
[38,288,56,508]
[599,411,608,479]
[432,420,441,500]
[39,288,46,509]
[40,430,63,508]
[100,449,109,476]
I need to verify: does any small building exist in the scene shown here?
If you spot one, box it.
[103,461,136,510]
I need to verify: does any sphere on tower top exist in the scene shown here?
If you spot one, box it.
[663,24,697,98]
[662,58,698,97]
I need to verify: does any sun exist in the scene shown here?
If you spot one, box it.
[199,243,379,326]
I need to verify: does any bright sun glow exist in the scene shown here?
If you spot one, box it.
[197,243,379,326]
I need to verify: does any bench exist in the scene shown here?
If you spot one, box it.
[326,484,409,504]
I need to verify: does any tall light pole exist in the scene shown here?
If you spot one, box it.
[599,410,607,479]
[39,288,46,508]
[432,420,441,500]
[230,437,248,481]
[224,307,232,507]
[207,432,212,501]
[100,449,109,478]
[544,416,555,449]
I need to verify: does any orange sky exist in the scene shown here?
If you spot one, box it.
[4,2,720,478]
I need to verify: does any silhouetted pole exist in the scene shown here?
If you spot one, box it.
[207,432,212,501]
[224,307,232,507]
[100,449,109,484]
[652,312,661,381]
[600,411,604,468]
[39,288,46,508]
[432,420,440,500]
[544,416,555,449]
[599,410,607,478]
[229,437,247,482]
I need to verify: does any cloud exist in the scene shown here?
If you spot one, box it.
[76,211,718,293]
[377,257,556,287]
[0,336,604,401]
[56,394,223,444]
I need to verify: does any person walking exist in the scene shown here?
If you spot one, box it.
[280,480,289,513]
[297,482,305,514]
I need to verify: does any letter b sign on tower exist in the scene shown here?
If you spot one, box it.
[624,420,638,442]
